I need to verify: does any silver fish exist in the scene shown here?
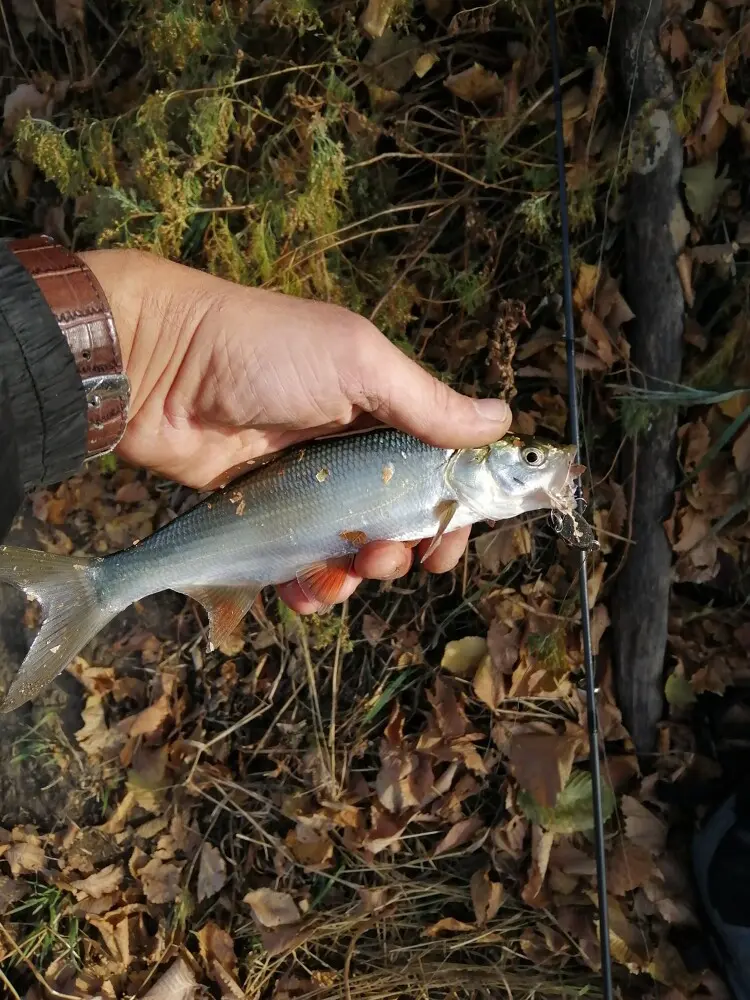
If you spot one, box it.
[0,427,576,712]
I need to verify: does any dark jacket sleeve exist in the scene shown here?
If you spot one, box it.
[0,240,88,542]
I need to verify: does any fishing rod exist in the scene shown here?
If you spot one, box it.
[545,1,614,997]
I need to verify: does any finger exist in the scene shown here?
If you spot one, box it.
[417,526,472,574]
[358,335,513,450]
[276,572,363,615]
[353,540,413,580]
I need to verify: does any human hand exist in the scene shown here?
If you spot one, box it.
[80,250,512,612]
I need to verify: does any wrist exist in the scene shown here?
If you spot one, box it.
[8,236,130,462]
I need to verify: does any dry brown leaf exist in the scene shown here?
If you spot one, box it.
[197,843,227,902]
[0,876,31,914]
[10,0,39,37]
[55,0,84,29]
[195,920,237,979]
[427,676,469,740]
[732,423,750,473]
[360,0,400,37]
[607,840,655,895]
[362,613,387,645]
[573,263,600,311]
[139,858,184,904]
[470,868,504,926]
[440,636,487,678]
[433,815,485,857]
[244,887,301,928]
[522,826,554,907]
[285,823,334,869]
[3,83,55,136]
[423,916,475,937]
[363,806,410,854]
[606,896,650,973]
[622,796,668,854]
[376,703,435,812]
[475,519,532,573]
[141,957,197,1000]
[445,63,503,103]
[121,692,172,739]
[508,730,581,808]
[472,653,506,709]
[6,841,46,877]
[581,308,615,366]
[69,863,124,900]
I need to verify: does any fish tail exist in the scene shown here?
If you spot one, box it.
[0,545,121,713]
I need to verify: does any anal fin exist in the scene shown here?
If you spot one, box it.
[296,554,355,613]
[422,499,459,561]
[182,583,262,651]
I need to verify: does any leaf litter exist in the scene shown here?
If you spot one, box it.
[0,0,749,997]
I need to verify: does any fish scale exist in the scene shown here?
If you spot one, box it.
[0,426,576,712]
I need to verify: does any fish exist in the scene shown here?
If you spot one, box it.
[0,427,578,713]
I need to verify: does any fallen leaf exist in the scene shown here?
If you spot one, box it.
[433,815,485,857]
[6,842,46,876]
[360,0,400,37]
[285,823,334,869]
[473,653,506,709]
[682,156,731,225]
[244,888,301,928]
[665,669,696,710]
[427,676,469,740]
[0,876,31,914]
[195,919,237,979]
[69,863,124,900]
[606,896,650,973]
[508,730,582,809]
[621,796,668,853]
[376,704,435,812]
[120,692,172,739]
[139,858,184,904]
[522,826,554,907]
[696,0,728,31]
[607,840,655,895]
[573,262,600,311]
[517,770,615,833]
[423,916,475,937]
[470,868,504,925]
[141,957,197,1000]
[732,423,750,473]
[475,519,531,573]
[55,0,84,29]
[10,0,38,37]
[440,636,487,678]
[581,308,615,366]
[197,843,227,902]
[3,83,55,136]
[445,63,503,103]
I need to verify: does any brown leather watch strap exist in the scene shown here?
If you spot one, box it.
[6,235,130,459]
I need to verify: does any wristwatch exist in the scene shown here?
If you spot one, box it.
[6,235,130,459]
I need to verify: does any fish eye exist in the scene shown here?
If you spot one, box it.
[522,446,546,467]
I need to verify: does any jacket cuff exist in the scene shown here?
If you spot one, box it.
[0,240,87,489]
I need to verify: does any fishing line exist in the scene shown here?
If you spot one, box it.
[546,2,614,997]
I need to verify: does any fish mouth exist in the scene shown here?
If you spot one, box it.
[545,446,581,510]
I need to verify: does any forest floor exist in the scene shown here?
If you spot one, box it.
[1,1,750,998]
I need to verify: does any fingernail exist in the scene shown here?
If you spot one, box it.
[473,398,511,424]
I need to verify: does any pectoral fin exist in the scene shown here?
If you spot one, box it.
[296,554,355,612]
[421,499,459,561]
[182,583,262,651]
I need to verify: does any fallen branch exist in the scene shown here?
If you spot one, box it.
[611,0,685,754]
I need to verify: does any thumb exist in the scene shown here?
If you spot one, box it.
[362,339,513,449]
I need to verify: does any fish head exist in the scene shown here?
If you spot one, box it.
[448,436,579,519]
